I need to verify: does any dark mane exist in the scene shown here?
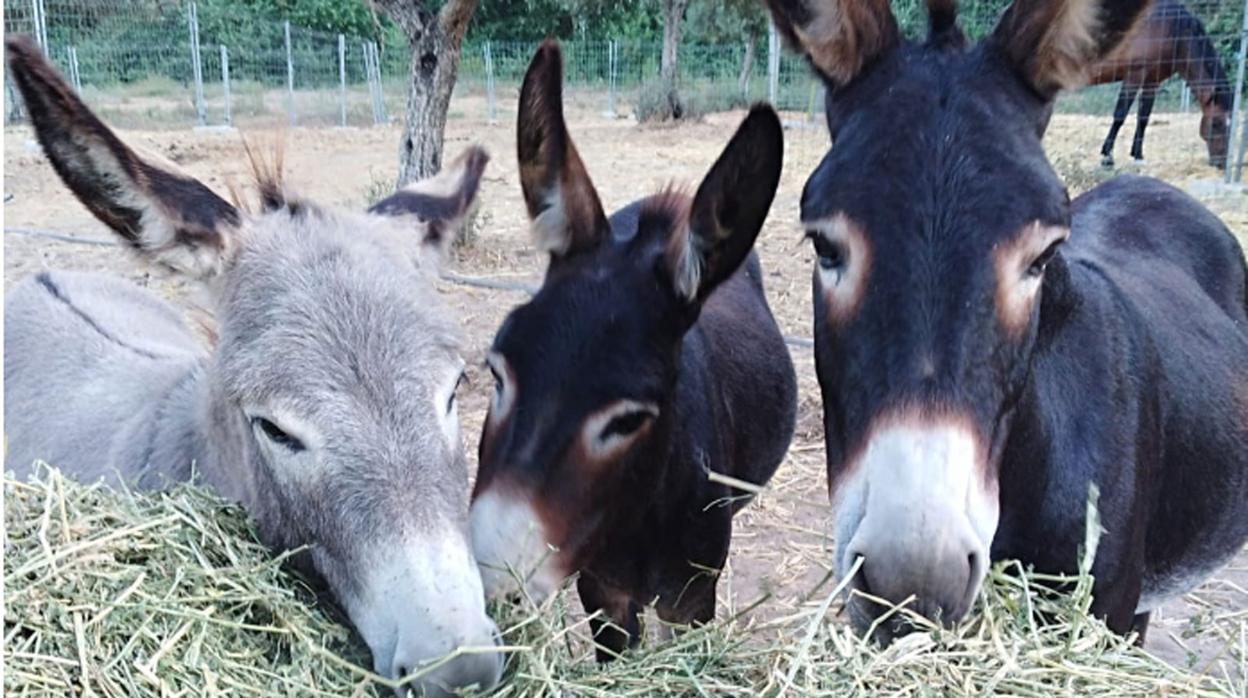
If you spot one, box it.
[637,186,693,258]
[639,186,691,228]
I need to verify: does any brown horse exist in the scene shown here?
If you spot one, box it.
[1092,0,1232,169]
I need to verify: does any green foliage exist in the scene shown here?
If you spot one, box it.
[470,0,661,41]
[684,0,765,46]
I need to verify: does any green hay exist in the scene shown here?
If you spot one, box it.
[4,467,1244,697]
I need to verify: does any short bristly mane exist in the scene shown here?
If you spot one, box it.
[926,0,967,49]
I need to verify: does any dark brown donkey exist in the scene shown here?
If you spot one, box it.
[1092,0,1232,168]
[469,42,797,659]
[766,0,1248,642]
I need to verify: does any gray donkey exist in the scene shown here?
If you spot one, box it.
[4,37,501,697]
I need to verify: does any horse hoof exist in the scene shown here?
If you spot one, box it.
[1101,155,1114,169]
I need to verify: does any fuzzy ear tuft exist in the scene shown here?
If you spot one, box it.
[7,34,241,279]
[666,104,784,304]
[763,0,900,90]
[369,146,490,259]
[516,40,609,262]
[991,0,1152,98]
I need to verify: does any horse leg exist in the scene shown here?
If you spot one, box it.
[1102,82,1138,168]
[1131,84,1158,162]
[577,575,641,663]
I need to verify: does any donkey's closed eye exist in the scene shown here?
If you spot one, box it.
[602,410,651,439]
[448,370,468,414]
[252,417,306,453]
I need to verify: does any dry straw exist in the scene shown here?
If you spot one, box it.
[5,467,1244,697]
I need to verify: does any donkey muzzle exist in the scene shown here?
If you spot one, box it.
[833,418,998,640]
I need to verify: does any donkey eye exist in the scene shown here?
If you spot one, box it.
[1026,240,1063,278]
[808,233,847,271]
[447,370,467,414]
[488,364,503,397]
[602,410,652,440]
[252,417,306,453]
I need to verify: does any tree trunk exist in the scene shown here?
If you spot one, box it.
[658,0,689,120]
[738,32,756,101]
[373,0,478,186]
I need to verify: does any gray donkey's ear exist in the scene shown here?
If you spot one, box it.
[370,146,490,260]
[6,35,241,279]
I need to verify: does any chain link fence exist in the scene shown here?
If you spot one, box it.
[5,0,1248,183]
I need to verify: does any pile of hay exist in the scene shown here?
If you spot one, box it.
[5,468,1243,697]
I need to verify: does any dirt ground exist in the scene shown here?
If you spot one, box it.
[4,96,1247,680]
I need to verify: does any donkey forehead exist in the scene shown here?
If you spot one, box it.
[495,276,671,388]
[804,47,1067,233]
[218,215,460,399]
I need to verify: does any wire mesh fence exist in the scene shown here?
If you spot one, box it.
[4,0,1248,183]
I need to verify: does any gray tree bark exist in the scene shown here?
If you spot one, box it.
[738,31,756,101]
[373,0,478,186]
[657,0,689,120]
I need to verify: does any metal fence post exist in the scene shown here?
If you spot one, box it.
[363,42,375,124]
[484,41,496,123]
[338,34,347,127]
[365,42,385,126]
[1226,0,1248,183]
[373,42,387,123]
[67,46,82,94]
[604,40,618,118]
[285,21,296,126]
[767,20,780,106]
[188,3,206,127]
[221,45,231,127]
[32,0,48,55]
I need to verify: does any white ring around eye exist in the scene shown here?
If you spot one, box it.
[581,400,660,460]
[486,351,515,423]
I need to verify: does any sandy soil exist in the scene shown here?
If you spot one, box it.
[4,98,1246,679]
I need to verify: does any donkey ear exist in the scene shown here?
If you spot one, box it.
[667,105,783,304]
[517,40,609,261]
[6,35,240,279]
[990,0,1152,98]
[369,146,490,259]
[763,0,900,89]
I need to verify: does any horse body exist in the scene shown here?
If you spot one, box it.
[4,37,501,697]
[765,0,1248,642]
[1090,0,1232,168]
[469,42,796,660]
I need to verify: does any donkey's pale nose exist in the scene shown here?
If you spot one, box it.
[392,624,503,697]
[849,527,983,636]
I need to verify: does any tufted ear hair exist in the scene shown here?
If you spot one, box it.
[516,39,609,263]
[369,146,490,260]
[666,105,783,305]
[7,34,240,279]
[990,0,1152,99]
[762,0,900,90]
